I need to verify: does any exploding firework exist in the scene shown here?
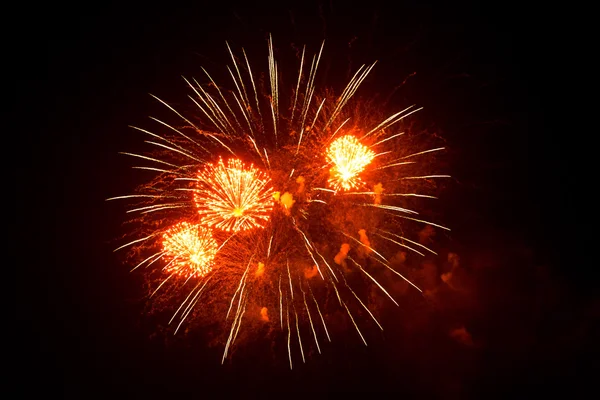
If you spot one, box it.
[194,158,274,232]
[326,134,376,191]
[160,222,218,279]
[109,36,450,367]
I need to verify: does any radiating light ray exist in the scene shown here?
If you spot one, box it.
[150,273,174,298]
[323,62,376,133]
[348,256,398,306]
[114,234,156,252]
[341,231,389,264]
[377,229,438,255]
[297,41,325,153]
[308,283,331,342]
[370,132,405,148]
[357,203,419,215]
[389,213,451,231]
[328,117,351,142]
[148,95,213,150]
[400,175,451,180]
[226,42,252,118]
[293,222,325,279]
[341,275,384,331]
[309,98,326,132]
[169,279,205,325]
[268,35,279,145]
[287,259,294,300]
[301,288,321,354]
[374,161,416,170]
[242,48,264,129]
[223,293,247,363]
[231,297,248,348]
[174,276,214,334]
[148,117,211,160]
[367,254,423,293]
[126,203,188,214]
[294,308,306,363]
[227,259,251,319]
[360,105,420,140]
[291,45,305,122]
[106,194,176,201]
[279,274,283,329]
[229,89,255,137]
[119,152,180,168]
[342,191,436,199]
[217,231,238,252]
[196,71,242,133]
[187,82,234,135]
[144,251,167,270]
[286,302,292,369]
[267,235,274,259]
[130,251,165,272]
[342,300,367,346]
[312,187,336,193]
[375,232,425,257]
[246,135,265,164]
[131,166,182,174]
[179,275,215,322]
[400,147,446,160]
[263,148,271,170]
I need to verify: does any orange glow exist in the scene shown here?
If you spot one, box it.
[326,135,375,191]
[304,265,319,279]
[260,307,269,322]
[194,158,274,232]
[255,262,265,277]
[161,222,218,278]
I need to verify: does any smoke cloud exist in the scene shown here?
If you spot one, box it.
[334,243,351,265]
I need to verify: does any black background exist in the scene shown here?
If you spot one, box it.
[16,0,596,397]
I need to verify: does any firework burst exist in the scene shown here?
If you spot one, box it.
[326,134,376,191]
[109,36,450,367]
[161,222,218,279]
[194,158,274,232]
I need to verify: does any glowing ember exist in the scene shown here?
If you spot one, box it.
[326,135,375,191]
[161,222,218,278]
[194,158,274,232]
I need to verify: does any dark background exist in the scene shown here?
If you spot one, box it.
[17,0,596,398]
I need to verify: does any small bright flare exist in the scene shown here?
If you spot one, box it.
[161,222,218,278]
[194,158,274,232]
[326,135,375,191]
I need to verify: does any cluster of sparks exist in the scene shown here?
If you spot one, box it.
[327,135,376,191]
[194,158,274,232]
[109,36,450,368]
[161,222,218,278]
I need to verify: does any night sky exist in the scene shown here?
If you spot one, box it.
[19,0,596,398]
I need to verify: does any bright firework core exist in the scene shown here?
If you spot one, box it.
[326,135,376,191]
[194,158,274,232]
[161,222,218,278]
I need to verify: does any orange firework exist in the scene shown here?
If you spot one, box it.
[109,36,450,368]
[162,222,218,278]
[326,135,376,191]
[194,158,274,232]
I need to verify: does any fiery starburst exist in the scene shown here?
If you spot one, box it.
[109,36,450,368]
[161,222,218,279]
[326,135,376,191]
[194,158,274,232]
